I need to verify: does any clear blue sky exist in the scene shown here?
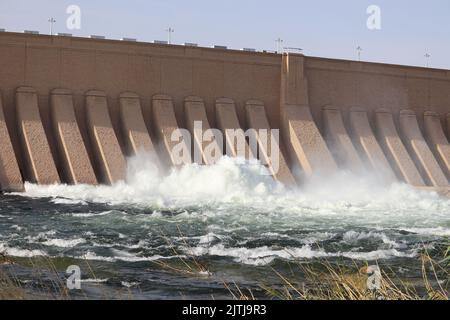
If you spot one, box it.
[1,0,449,69]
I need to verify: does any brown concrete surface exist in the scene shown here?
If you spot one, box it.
[446,114,450,142]
[119,92,160,165]
[424,111,450,179]
[349,108,396,181]
[245,100,296,186]
[322,105,364,171]
[184,96,221,165]
[2,34,450,190]
[281,54,309,106]
[399,109,448,187]
[85,90,126,184]
[375,109,425,186]
[2,32,450,136]
[152,94,191,167]
[215,97,254,159]
[0,93,23,191]
[50,88,97,185]
[16,86,60,184]
[281,104,337,176]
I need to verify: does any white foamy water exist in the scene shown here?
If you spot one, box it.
[14,154,444,203]
[4,153,450,265]
[69,211,114,218]
[0,242,47,258]
[17,154,450,223]
[79,278,109,283]
[185,243,418,266]
[77,250,186,263]
[397,227,450,237]
[20,155,281,207]
[41,238,86,248]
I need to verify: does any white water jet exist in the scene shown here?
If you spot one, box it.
[16,152,449,212]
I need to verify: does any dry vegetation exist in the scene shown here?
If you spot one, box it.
[1,237,449,300]
[154,233,450,300]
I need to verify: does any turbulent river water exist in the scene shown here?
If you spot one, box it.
[1,155,449,299]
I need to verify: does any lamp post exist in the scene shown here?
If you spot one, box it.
[276,38,284,53]
[424,53,431,68]
[357,46,363,61]
[166,27,174,44]
[48,17,56,36]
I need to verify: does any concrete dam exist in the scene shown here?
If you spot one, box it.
[1,32,450,193]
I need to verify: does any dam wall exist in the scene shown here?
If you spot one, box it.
[1,32,450,191]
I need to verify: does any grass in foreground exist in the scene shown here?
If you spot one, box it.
[155,234,450,300]
[1,239,449,300]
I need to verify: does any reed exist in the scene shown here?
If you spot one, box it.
[1,238,448,300]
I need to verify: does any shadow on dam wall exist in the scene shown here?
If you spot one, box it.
[1,32,450,193]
